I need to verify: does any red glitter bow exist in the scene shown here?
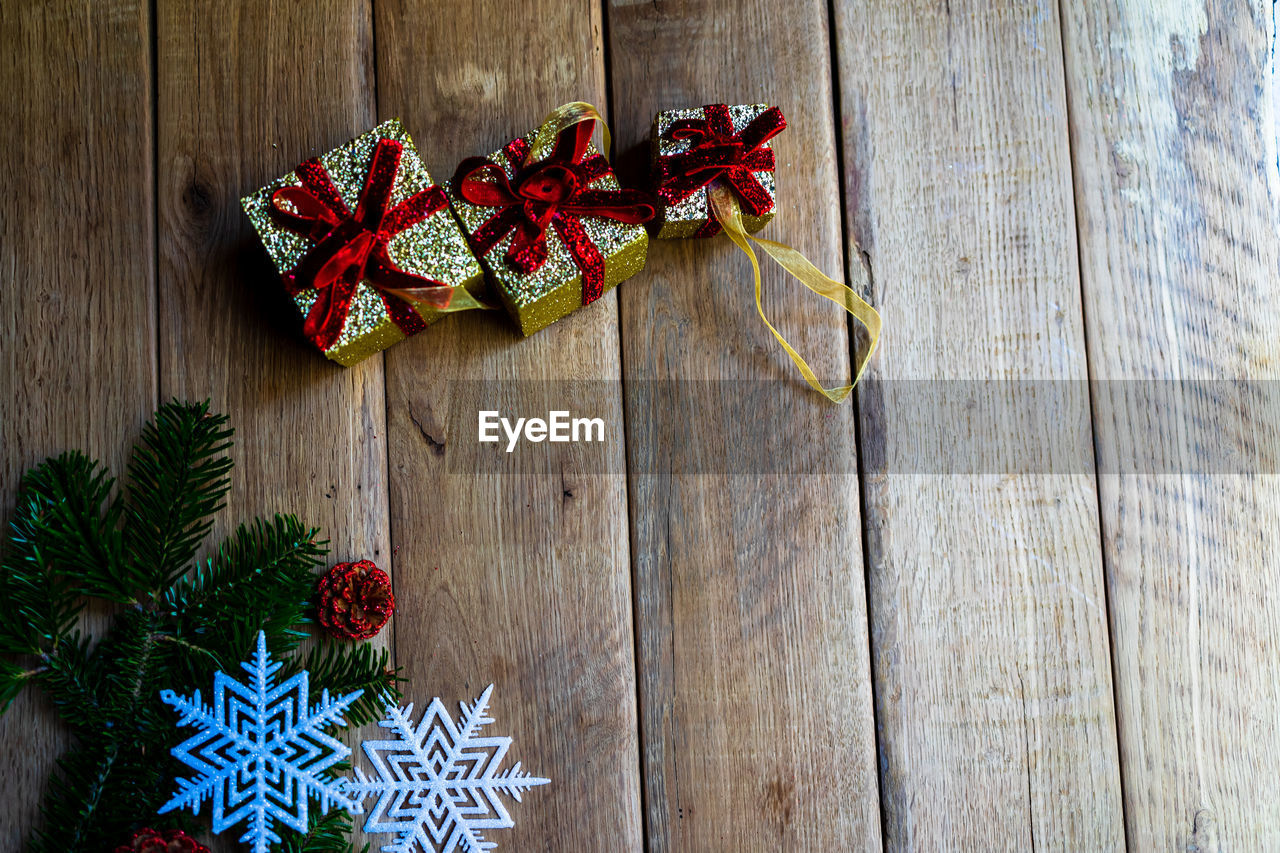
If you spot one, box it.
[453,121,655,305]
[655,104,786,237]
[270,137,461,351]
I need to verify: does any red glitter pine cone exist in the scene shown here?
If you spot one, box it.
[317,559,395,640]
[114,828,210,853]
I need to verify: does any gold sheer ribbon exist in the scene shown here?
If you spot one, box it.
[708,182,881,403]
[378,284,492,314]
[526,102,613,164]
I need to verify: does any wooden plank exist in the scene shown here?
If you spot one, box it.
[606,2,881,849]
[1060,1,1280,847]
[374,1,642,850]
[153,2,389,849]
[832,0,1125,848]
[0,0,155,847]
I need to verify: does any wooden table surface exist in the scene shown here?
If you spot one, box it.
[2,0,1278,850]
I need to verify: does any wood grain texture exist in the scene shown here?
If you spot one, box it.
[1061,0,1280,847]
[607,1,881,849]
[833,0,1125,848]
[0,0,155,847]
[375,1,643,850]
[154,2,390,848]
[8,1,1280,850]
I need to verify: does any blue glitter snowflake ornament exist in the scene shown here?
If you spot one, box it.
[158,630,363,853]
[342,684,549,853]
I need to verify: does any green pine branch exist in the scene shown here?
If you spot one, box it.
[0,400,401,852]
[13,451,134,602]
[124,401,233,591]
[0,657,36,710]
[284,640,403,729]
[37,633,103,732]
[164,515,326,667]
[28,739,120,853]
[0,453,114,657]
[29,736,170,853]
[272,808,368,853]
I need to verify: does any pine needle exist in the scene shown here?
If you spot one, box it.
[0,401,399,851]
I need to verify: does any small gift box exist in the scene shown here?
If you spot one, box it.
[648,102,882,402]
[242,119,485,366]
[650,103,785,239]
[448,116,653,336]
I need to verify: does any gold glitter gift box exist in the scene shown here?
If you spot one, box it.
[241,119,484,366]
[447,118,653,336]
[650,103,786,239]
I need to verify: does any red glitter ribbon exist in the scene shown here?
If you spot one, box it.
[453,121,654,305]
[655,104,786,237]
[270,137,463,351]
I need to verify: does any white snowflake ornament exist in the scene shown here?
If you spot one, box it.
[158,630,363,853]
[342,684,549,853]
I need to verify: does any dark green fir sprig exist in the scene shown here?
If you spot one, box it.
[0,400,397,853]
